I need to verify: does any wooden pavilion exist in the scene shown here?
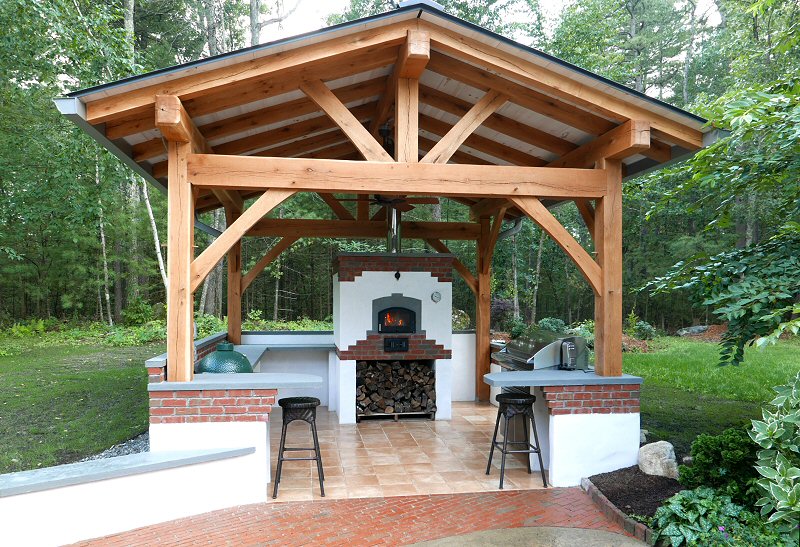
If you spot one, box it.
[56,2,714,400]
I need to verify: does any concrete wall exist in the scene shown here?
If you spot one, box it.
[451,332,476,401]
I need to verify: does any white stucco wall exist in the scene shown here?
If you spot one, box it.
[451,332,476,401]
[257,349,330,404]
[0,453,264,547]
[150,421,270,485]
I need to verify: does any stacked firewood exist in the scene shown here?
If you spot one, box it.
[356,360,436,415]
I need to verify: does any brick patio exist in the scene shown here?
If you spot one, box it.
[75,488,626,546]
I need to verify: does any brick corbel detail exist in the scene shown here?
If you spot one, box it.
[541,384,640,415]
[335,254,453,282]
[149,388,276,424]
[337,331,451,361]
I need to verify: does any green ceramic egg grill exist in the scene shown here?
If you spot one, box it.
[196,342,253,373]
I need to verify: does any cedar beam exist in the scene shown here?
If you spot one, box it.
[225,208,242,345]
[241,236,298,291]
[470,198,508,221]
[548,120,651,169]
[188,155,607,199]
[190,189,295,292]
[476,218,492,401]
[319,193,355,220]
[370,29,430,136]
[247,219,480,240]
[425,238,477,295]
[300,79,393,162]
[421,90,507,164]
[575,199,595,240]
[510,196,601,295]
[481,207,508,267]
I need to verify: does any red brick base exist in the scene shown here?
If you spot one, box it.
[541,384,640,415]
[149,388,276,424]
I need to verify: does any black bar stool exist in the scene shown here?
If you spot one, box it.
[486,392,547,489]
[272,396,324,499]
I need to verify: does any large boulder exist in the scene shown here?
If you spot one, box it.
[676,325,709,336]
[638,441,679,479]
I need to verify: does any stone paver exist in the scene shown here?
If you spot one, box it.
[75,488,628,546]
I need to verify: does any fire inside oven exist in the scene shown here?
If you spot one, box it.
[378,307,416,333]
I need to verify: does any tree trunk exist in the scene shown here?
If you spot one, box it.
[249,0,262,46]
[114,239,124,322]
[123,0,135,62]
[512,234,520,320]
[530,229,546,324]
[203,0,219,56]
[682,1,698,105]
[96,161,114,326]
[141,181,168,291]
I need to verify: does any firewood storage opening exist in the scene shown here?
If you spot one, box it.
[356,360,436,421]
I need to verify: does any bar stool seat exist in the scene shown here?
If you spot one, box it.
[486,392,547,489]
[273,396,324,499]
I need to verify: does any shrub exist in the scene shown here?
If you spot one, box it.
[194,313,226,338]
[9,319,45,337]
[490,297,514,330]
[652,487,747,547]
[750,371,800,531]
[635,320,657,340]
[121,297,154,326]
[452,309,471,331]
[678,427,761,508]
[509,318,526,339]
[694,511,793,546]
[567,319,595,348]
[537,317,566,334]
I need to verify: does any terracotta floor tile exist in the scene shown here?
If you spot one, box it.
[344,474,380,487]
[376,473,413,486]
[346,485,384,499]
[404,462,435,474]
[410,473,446,485]
[380,483,419,497]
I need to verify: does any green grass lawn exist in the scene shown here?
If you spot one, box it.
[624,337,800,457]
[0,337,163,474]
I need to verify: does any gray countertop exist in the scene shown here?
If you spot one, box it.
[0,448,254,497]
[148,372,324,391]
[483,369,643,387]
[264,343,336,351]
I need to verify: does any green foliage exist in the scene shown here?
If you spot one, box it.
[121,298,155,326]
[9,319,46,337]
[567,319,595,348]
[635,321,657,341]
[536,317,566,334]
[194,313,227,339]
[241,309,333,332]
[694,511,793,546]
[679,428,761,508]
[749,372,800,531]
[652,487,748,547]
[509,318,527,339]
[452,309,471,331]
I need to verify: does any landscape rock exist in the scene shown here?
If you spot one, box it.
[682,455,693,466]
[676,325,709,336]
[640,429,649,444]
[638,441,679,479]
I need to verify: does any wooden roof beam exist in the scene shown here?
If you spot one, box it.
[425,238,477,295]
[247,219,480,240]
[421,90,507,164]
[575,199,595,240]
[369,29,430,136]
[548,120,650,169]
[418,136,492,165]
[86,22,409,124]
[470,198,508,219]
[318,193,355,220]
[424,25,703,149]
[241,236,298,291]
[300,79,393,162]
[189,155,606,198]
[155,95,241,214]
[420,113,547,166]
[481,207,509,269]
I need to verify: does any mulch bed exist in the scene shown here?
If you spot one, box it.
[589,465,684,517]
[685,323,728,342]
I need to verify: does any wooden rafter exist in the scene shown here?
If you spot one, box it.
[420,114,547,166]
[419,84,575,157]
[548,120,651,169]
[300,79,393,162]
[418,136,492,165]
[395,76,419,163]
[247,219,480,240]
[241,236,298,291]
[318,193,355,220]
[481,207,508,270]
[510,196,601,294]
[421,91,508,164]
[425,238,477,295]
[155,95,241,214]
[190,189,295,292]
[370,29,430,136]
[470,198,508,219]
[424,24,704,149]
[189,155,607,198]
[86,22,410,124]
[575,199,595,240]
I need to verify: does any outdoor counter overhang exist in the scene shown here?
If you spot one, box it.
[55,1,718,401]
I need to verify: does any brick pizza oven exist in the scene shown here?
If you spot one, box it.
[330,253,454,423]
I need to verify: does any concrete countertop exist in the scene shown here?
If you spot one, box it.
[264,343,336,351]
[0,448,254,497]
[148,372,324,391]
[483,369,643,387]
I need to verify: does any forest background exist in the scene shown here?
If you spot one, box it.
[1,0,798,365]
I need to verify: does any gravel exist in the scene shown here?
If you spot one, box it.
[79,432,149,462]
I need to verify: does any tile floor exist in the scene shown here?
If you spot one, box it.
[268,401,548,501]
